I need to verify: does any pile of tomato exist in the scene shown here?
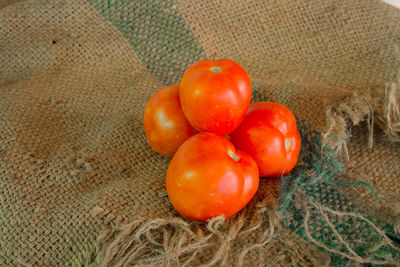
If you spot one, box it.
[144,59,301,222]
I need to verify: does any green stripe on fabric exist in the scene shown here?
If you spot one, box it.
[88,0,205,85]
[280,122,400,264]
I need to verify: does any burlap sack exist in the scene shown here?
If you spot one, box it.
[1,0,399,266]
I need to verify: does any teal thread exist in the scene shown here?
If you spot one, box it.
[279,120,400,264]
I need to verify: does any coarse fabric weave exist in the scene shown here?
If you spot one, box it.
[1,0,400,266]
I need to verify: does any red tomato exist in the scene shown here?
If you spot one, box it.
[230,102,301,178]
[143,84,197,157]
[180,59,252,135]
[166,132,259,221]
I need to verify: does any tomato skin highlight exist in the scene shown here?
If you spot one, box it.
[143,84,197,157]
[230,102,301,178]
[180,59,252,135]
[166,132,259,221]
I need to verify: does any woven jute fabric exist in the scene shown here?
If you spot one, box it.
[1,0,400,266]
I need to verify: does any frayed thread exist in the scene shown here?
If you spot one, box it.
[323,93,375,159]
[323,66,400,158]
[297,191,400,266]
[93,199,328,267]
[376,81,400,142]
[394,221,400,236]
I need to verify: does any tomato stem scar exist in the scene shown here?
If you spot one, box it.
[210,66,221,73]
[285,138,291,151]
[227,150,240,162]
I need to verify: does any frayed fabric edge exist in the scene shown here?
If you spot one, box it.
[91,201,330,267]
[377,81,400,142]
[323,93,375,160]
[322,77,400,160]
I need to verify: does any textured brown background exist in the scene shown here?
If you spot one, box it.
[1,0,399,265]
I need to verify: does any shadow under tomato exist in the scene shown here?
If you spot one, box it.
[250,177,281,211]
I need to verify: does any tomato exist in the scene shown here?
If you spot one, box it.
[230,102,301,178]
[166,132,259,221]
[180,59,252,135]
[143,84,197,157]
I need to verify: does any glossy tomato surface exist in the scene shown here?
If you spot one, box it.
[230,102,301,177]
[180,59,252,135]
[166,132,259,221]
[144,84,197,157]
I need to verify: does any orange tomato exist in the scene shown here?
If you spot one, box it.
[166,132,259,221]
[143,84,197,157]
[230,102,301,177]
[180,59,252,135]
